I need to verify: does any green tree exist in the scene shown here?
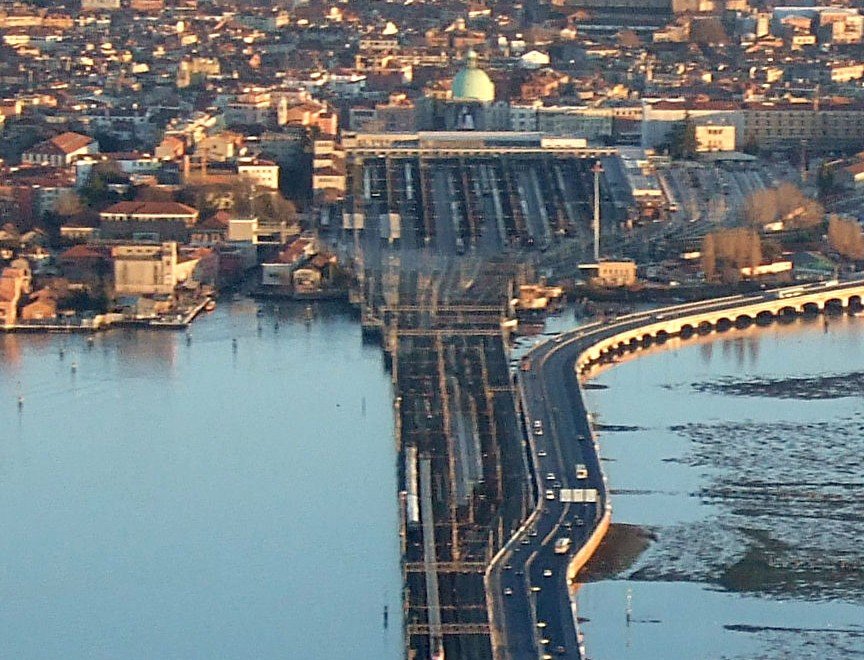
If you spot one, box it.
[669,117,697,160]
[816,163,837,201]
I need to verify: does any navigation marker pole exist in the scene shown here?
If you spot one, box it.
[626,586,632,626]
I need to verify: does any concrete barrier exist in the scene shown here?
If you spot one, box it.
[566,508,611,585]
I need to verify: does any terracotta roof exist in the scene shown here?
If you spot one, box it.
[35,131,95,154]
[650,100,739,111]
[279,237,312,263]
[0,279,17,302]
[101,201,198,216]
[195,214,229,230]
[60,244,108,260]
[844,161,864,176]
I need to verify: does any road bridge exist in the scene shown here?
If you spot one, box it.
[578,281,864,371]
[488,279,864,660]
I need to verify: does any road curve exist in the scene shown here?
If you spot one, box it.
[487,279,864,660]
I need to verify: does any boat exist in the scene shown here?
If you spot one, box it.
[204,299,217,312]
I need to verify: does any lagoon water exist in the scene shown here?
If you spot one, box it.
[0,301,402,660]
[5,299,864,660]
[578,315,864,659]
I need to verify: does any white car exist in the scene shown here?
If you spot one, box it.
[546,472,555,481]
[504,587,513,596]
[545,490,555,501]
[576,464,588,480]
[543,569,553,578]
[538,450,547,457]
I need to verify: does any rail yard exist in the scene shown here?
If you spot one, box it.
[363,260,527,660]
[325,134,630,261]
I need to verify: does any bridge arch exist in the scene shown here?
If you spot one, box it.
[824,297,844,314]
[756,310,774,325]
[734,314,753,328]
[802,302,820,315]
[697,320,713,335]
[679,323,695,338]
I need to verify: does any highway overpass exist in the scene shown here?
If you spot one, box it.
[488,279,864,659]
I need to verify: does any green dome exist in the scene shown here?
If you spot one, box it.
[452,51,495,103]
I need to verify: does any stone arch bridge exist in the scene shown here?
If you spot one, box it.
[577,281,864,373]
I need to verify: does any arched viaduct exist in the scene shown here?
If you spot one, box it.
[577,283,864,374]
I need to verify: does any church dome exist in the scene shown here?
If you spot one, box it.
[451,50,495,103]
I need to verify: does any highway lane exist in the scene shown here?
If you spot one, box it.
[488,279,864,659]
[490,331,602,660]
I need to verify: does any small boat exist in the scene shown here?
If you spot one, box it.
[204,299,217,312]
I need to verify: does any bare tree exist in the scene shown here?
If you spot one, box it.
[55,190,83,217]
[828,215,864,260]
[703,227,762,283]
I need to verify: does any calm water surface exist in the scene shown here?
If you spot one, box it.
[578,315,864,659]
[0,301,401,659]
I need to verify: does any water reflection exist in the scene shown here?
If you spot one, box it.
[580,315,864,659]
[0,302,401,660]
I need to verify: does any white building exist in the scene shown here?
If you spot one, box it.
[695,124,736,152]
[237,158,280,189]
[22,132,98,167]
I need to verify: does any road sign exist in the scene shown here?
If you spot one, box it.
[559,489,598,503]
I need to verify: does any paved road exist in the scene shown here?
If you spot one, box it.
[488,279,864,659]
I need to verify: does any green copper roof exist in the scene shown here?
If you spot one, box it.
[452,51,495,103]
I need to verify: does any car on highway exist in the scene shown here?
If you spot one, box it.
[530,586,541,593]
[529,529,538,537]
[503,587,513,596]
[538,450,547,457]
[533,420,542,430]
[545,489,555,500]
[520,538,531,545]
[545,472,556,481]
[576,464,588,479]
[543,569,553,577]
